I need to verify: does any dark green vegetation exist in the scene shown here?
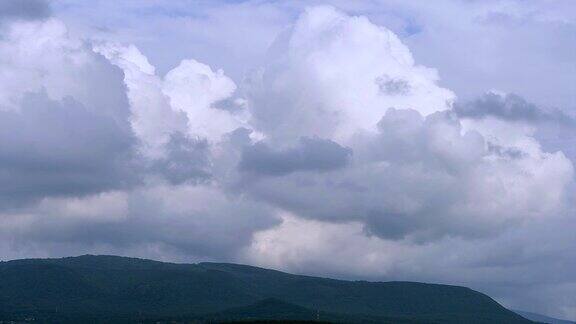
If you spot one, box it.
[0,255,533,323]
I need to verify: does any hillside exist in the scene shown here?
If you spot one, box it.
[515,310,575,324]
[0,255,532,323]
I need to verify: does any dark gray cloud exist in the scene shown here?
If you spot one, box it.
[1,186,279,262]
[454,92,575,126]
[0,91,138,207]
[212,97,246,114]
[239,137,352,176]
[151,132,211,185]
[455,92,576,163]
[0,0,51,21]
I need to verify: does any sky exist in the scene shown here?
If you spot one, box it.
[0,0,575,320]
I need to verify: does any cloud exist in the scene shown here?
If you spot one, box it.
[0,2,575,320]
[244,6,455,142]
[239,137,352,176]
[0,185,279,262]
[0,18,141,207]
[163,59,242,142]
[455,92,576,125]
[150,132,211,185]
[0,11,278,264]
[245,212,576,318]
[0,17,218,204]
[0,18,130,119]
[51,0,576,111]
[95,43,247,156]
[392,0,576,111]
[229,7,573,242]
[455,92,576,164]
[0,91,138,207]
[0,0,51,21]
[94,43,189,157]
[235,107,572,241]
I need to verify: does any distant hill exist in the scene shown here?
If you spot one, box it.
[515,310,575,324]
[0,255,532,323]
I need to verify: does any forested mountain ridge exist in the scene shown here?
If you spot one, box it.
[0,255,533,323]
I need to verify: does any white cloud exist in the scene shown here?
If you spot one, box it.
[0,18,126,120]
[245,6,454,142]
[96,42,244,159]
[95,42,187,158]
[235,7,573,241]
[163,59,242,141]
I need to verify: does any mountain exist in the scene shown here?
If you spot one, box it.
[0,255,532,323]
[515,310,575,324]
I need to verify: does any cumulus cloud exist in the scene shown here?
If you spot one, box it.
[0,18,131,126]
[163,59,242,141]
[95,42,249,157]
[455,92,576,126]
[244,6,455,142]
[0,18,140,206]
[94,43,189,157]
[0,185,279,262]
[239,137,352,176]
[230,7,573,242]
[150,132,211,185]
[0,8,278,264]
[234,107,572,241]
[0,91,137,207]
[0,14,214,206]
[0,2,575,320]
[456,92,576,165]
[245,212,576,318]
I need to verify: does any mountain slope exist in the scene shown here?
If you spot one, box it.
[0,255,532,323]
[515,310,575,324]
